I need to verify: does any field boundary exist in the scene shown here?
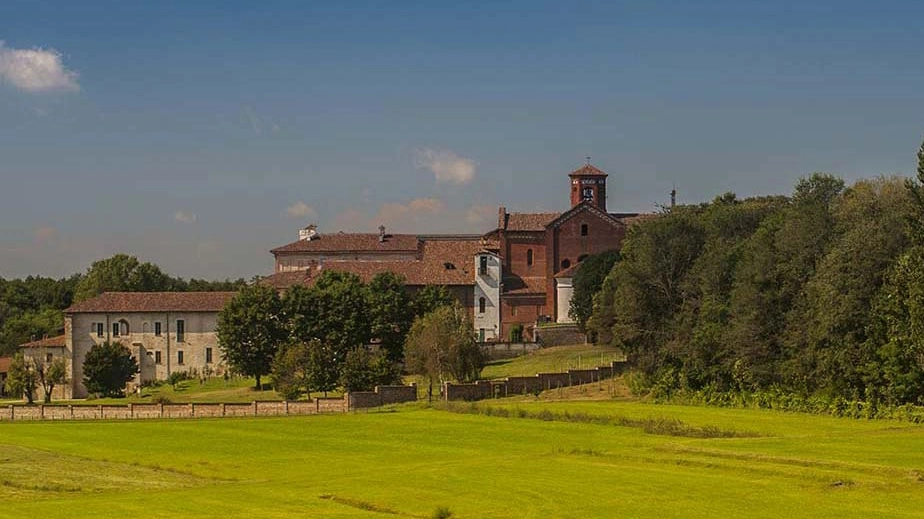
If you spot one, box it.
[443,361,629,401]
[0,384,417,422]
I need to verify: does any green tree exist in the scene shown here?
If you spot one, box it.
[339,347,401,392]
[405,303,483,402]
[367,272,413,361]
[271,340,315,400]
[568,250,620,331]
[35,356,68,403]
[4,352,38,404]
[412,285,454,317]
[74,254,177,302]
[82,341,139,397]
[217,284,286,390]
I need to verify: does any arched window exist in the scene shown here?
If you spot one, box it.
[479,297,486,314]
[561,259,571,270]
[526,249,533,266]
[581,223,588,236]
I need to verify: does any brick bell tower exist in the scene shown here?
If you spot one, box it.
[568,159,608,211]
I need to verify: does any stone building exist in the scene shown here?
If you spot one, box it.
[19,334,68,401]
[59,292,236,398]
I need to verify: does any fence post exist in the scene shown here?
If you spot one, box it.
[221,403,226,417]
[284,401,289,415]
[252,401,258,417]
[40,405,45,421]
[98,404,103,419]
[160,403,164,418]
[69,404,74,420]
[9,405,13,421]
[316,399,320,413]
[190,403,195,418]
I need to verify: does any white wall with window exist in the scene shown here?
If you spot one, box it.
[473,252,501,341]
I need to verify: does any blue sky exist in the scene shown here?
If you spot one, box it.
[1,0,923,279]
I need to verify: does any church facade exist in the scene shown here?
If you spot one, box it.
[263,163,651,341]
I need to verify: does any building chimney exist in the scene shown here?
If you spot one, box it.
[299,224,318,241]
[670,187,677,208]
[378,224,386,242]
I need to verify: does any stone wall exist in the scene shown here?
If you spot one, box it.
[480,342,541,360]
[443,360,628,402]
[348,384,417,409]
[0,385,417,422]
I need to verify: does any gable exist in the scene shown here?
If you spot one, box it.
[546,201,623,230]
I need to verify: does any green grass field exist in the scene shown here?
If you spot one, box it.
[1,399,923,518]
[481,343,624,379]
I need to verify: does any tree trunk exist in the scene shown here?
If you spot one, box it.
[44,388,52,403]
[255,375,261,390]
[427,377,433,404]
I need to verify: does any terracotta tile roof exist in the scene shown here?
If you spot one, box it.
[503,212,561,231]
[260,270,315,290]
[19,335,66,349]
[65,292,238,314]
[554,262,581,278]
[262,237,497,289]
[271,233,420,254]
[503,275,547,295]
[0,357,10,374]
[569,163,608,177]
[611,212,659,226]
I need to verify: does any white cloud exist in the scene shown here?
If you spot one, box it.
[33,225,58,243]
[285,201,317,220]
[174,210,198,224]
[414,148,476,185]
[0,41,79,93]
[465,205,496,226]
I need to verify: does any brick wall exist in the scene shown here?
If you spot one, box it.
[443,360,629,402]
[348,384,418,409]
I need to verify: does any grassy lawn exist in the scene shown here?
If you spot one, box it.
[1,400,923,518]
[481,343,624,379]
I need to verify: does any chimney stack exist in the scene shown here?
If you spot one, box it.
[378,224,386,242]
[670,188,677,208]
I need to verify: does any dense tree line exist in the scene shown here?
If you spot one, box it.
[0,254,247,356]
[217,271,465,397]
[589,142,924,406]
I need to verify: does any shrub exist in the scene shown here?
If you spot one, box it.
[432,506,453,519]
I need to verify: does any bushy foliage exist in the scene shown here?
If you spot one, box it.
[406,303,484,401]
[82,341,139,398]
[339,347,401,392]
[217,284,286,390]
[589,167,924,405]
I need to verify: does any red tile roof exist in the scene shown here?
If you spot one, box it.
[503,275,547,295]
[569,163,608,177]
[262,237,498,289]
[19,335,66,349]
[0,357,10,374]
[271,233,420,254]
[65,292,238,314]
[503,212,561,231]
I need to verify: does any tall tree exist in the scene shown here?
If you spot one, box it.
[217,284,286,390]
[367,272,413,361]
[4,353,38,404]
[569,250,620,331]
[405,303,483,402]
[35,356,68,403]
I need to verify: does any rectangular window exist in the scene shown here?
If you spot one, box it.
[479,256,488,275]
[112,322,120,337]
[176,319,185,343]
[581,223,588,236]
[177,351,184,365]
[154,322,162,336]
[155,351,162,364]
[96,323,104,337]
[206,347,213,364]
